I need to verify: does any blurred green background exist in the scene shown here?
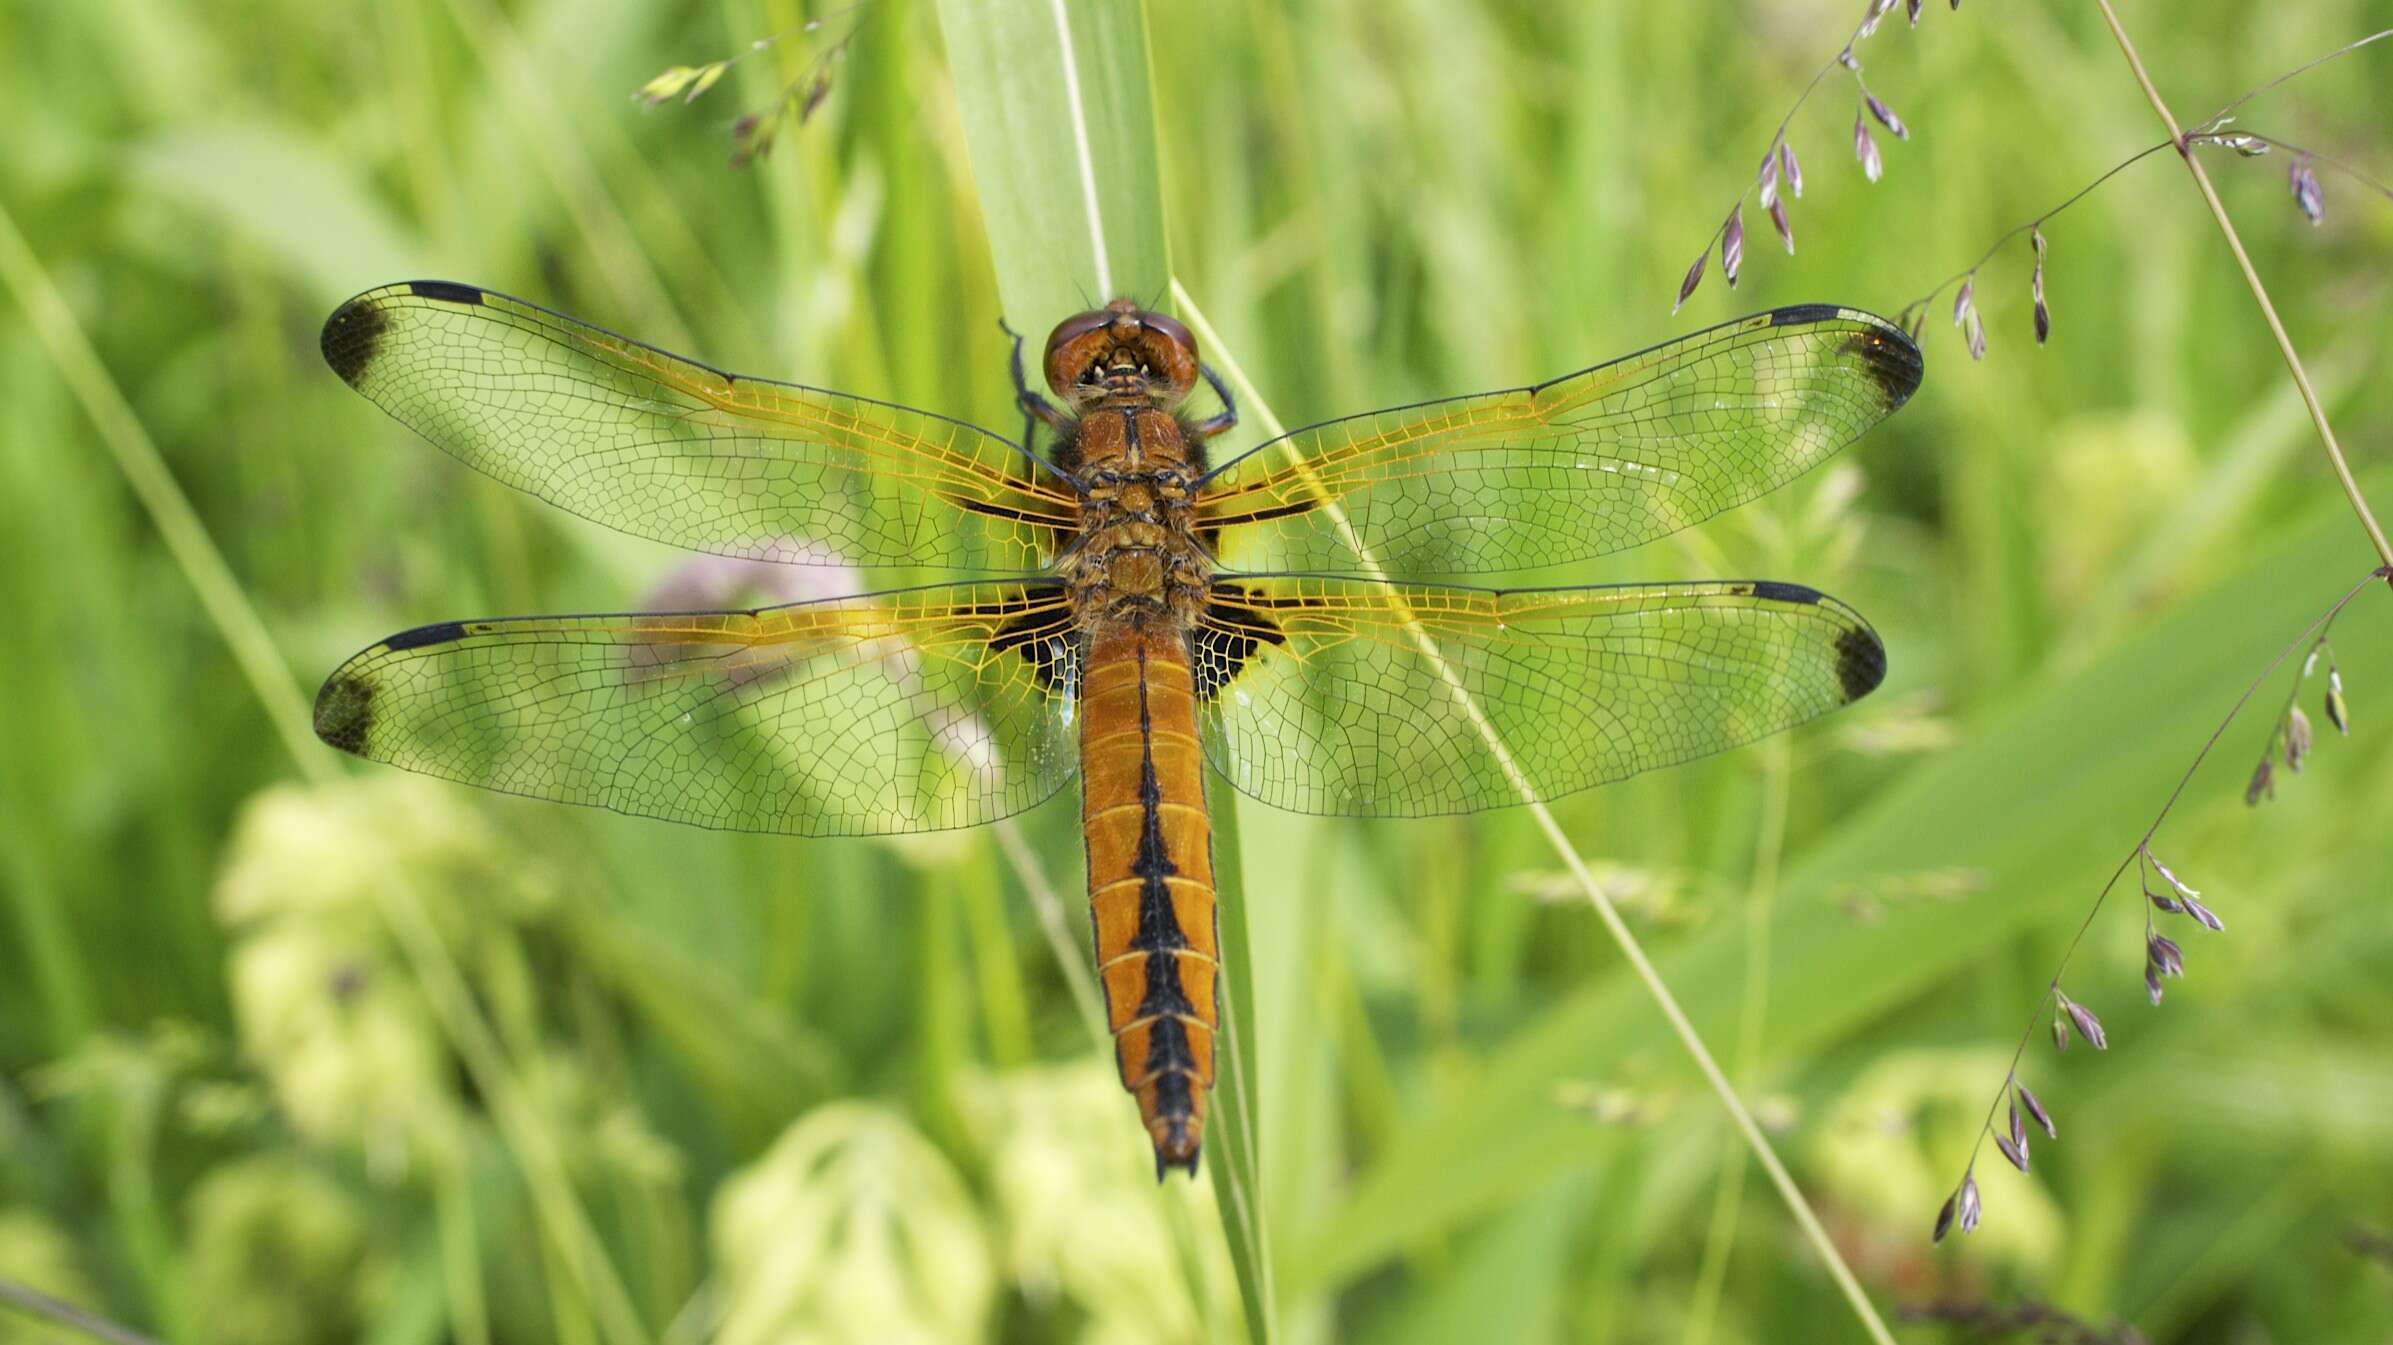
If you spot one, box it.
[4,0,2393,1341]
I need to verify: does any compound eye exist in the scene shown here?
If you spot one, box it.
[1043,310,1113,365]
[1141,311,1196,361]
[1042,309,1118,395]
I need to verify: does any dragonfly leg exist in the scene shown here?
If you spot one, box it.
[1188,363,1238,440]
[1000,316,1072,454]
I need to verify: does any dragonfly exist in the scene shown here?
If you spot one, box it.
[313,280,1921,1177]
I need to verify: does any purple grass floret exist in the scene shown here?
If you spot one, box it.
[2017,1083,2056,1139]
[2146,850,2199,903]
[2062,996,2108,1050]
[2245,756,2276,806]
[1866,93,1910,139]
[2031,228,2051,344]
[1994,1131,2030,1173]
[2290,157,2325,223]
[1673,249,1707,314]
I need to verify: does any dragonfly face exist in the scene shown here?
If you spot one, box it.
[1043,299,1201,410]
[312,281,1921,1177]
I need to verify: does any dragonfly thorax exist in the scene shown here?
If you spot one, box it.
[1061,409,1211,630]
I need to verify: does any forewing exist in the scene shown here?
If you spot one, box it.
[313,582,1081,836]
[321,282,1075,575]
[1194,576,1884,817]
[1197,306,1920,576]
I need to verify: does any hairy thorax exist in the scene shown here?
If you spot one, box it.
[1058,405,1213,635]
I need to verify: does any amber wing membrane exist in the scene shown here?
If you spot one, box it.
[1196,306,1920,577]
[1194,576,1884,817]
[312,582,1080,835]
[320,282,1074,575]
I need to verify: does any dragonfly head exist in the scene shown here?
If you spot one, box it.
[1044,299,1199,408]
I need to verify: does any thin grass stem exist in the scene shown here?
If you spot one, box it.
[0,198,655,1345]
[2199,28,2393,128]
[443,0,697,350]
[993,817,1109,1048]
[2089,0,2393,570]
[0,1276,163,1345]
[1959,566,2386,1183]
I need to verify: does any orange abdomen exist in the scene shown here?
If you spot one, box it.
[1079,625,1218,1176]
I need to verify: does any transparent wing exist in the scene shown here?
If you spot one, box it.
[321,281,1076,576]
[1194,575,1884,817]
[313,582,1081,836]
[1196,306,1920,577]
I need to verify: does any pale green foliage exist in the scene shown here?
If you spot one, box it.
[0,1210,97,1345]
[970,1064,1235,1342]
[184,1156,386,1345]
[712,1103,993,1345]
[214,777,555,1169]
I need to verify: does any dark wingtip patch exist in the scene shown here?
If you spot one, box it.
[1749,580,1824,605]
[1769,302,1846,326]
[1843,323,1924,411]
[406,279,485,306]
[1835,625,1888,702]
[320,296,390,386]
[380,620,470,652]
[313,673,374,756]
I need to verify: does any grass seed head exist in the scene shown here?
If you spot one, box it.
[2017,1083,2056,1139]
[1995,1130,2030,1173]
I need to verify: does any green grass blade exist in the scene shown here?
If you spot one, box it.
[1206,773,1277,1345]
[935,0,1168,326]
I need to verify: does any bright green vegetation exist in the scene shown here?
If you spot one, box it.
[5,0,2393,1341]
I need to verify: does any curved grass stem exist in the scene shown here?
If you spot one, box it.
[994,818,1109,1049]
[0,199,654,1345]
[1172,281,1896,1345]
[2090,0,2393,571]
